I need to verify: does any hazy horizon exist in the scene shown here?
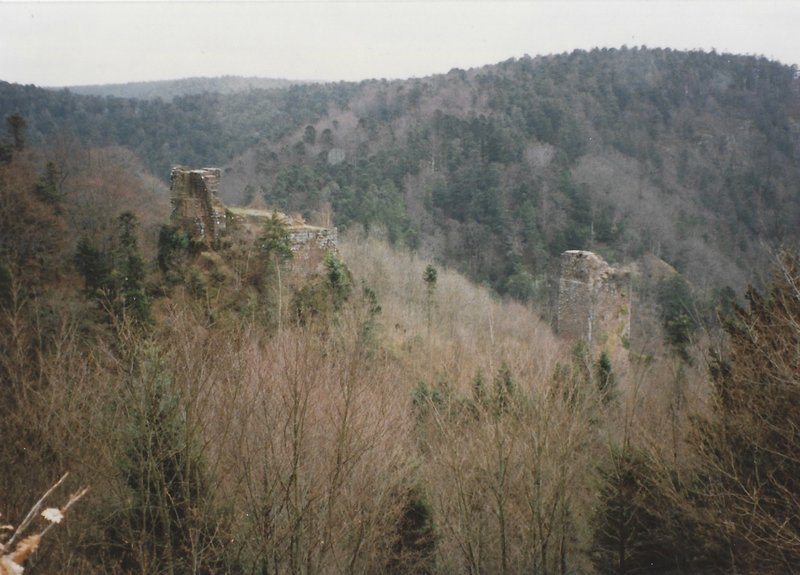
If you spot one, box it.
[2,1,799,88]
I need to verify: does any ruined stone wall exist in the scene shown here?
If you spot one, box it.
[226,207,339,257]
[289,227,338,255]
[558,250,631,356]
[169,167,338,259]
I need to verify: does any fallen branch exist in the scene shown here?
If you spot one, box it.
[0,473,89,574]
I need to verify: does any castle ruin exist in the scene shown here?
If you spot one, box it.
[557,250,631,356]
[170,167,228,243]
[169,166,337,254]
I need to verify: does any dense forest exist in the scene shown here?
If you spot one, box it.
[3,47,800,310]
[1,47,800,573]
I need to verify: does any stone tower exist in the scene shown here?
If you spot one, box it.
[557,250,631,355]
[170,167,227,244]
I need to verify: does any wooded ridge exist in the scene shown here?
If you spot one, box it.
[2,46,800,573]
[2,47,799,309]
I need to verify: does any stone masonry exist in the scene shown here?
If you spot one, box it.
[557,250,631,355]
[170,166,337,254]
[226,206,338,256]
[170,167,227,244]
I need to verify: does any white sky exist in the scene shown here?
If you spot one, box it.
[1,0,799,87]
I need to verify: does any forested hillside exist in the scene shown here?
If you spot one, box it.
[0,79,355,180]
[2,127,800,573]
[227,47,800,306]
[3,47,799,310]
[3,47,800,573]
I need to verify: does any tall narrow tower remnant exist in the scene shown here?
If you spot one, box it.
[170,167,227,244]
[558,250,631,355]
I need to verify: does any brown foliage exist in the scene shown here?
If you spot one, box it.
[2,179,754,574]
[691,251,800,571]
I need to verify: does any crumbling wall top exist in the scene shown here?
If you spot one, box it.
[561,250,610,283]
[560,250,629,285]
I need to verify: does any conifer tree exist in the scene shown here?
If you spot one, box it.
[6,113,26,151]
[33,161,63,208]
[324,251,352,311]
[75,211,150,325]
[113,346,218,573]
[115,211,150,323]
[595,350,615,402]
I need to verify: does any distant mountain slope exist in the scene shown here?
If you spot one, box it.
[62,76,301,100]
[221,48,800,305]
[0,78,356,177]
[3,47,800,308]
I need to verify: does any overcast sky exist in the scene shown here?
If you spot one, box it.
[2,0,799,87]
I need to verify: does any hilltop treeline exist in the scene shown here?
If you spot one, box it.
[0,79,356,179]
[65,75,298,101]
[2,47,800,312]
[241,47,800,308]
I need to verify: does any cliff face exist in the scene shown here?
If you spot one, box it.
[558,250,631,357]
[169,166,337,255]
